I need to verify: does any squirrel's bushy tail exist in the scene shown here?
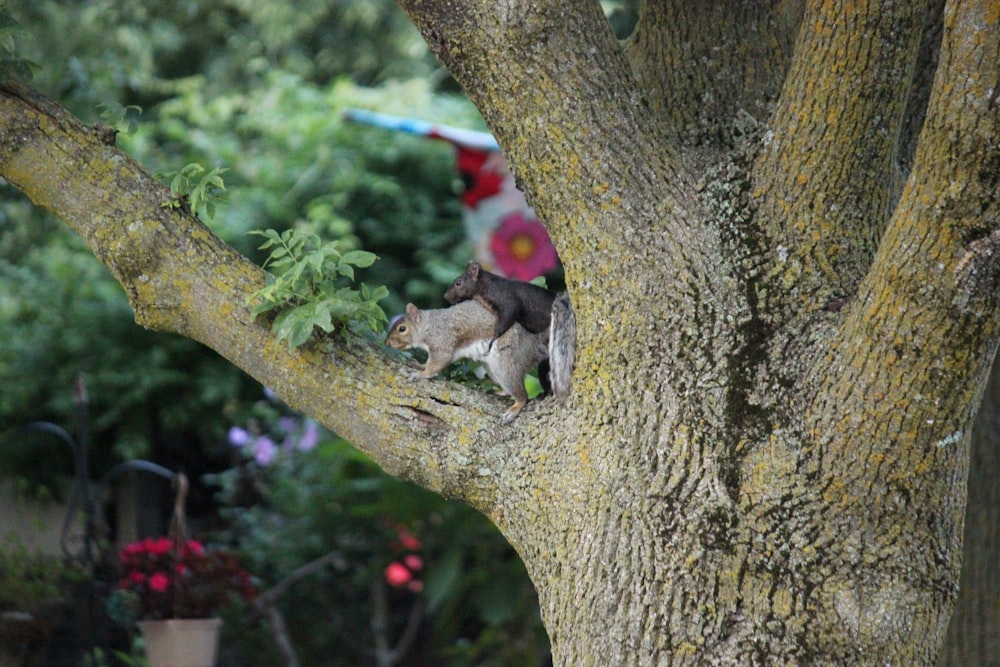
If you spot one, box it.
[549,291,576,404]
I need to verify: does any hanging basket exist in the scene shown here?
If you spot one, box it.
[137,617,223,667]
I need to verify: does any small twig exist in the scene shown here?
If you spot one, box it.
[371,579,392,667]
[370,579,425,667]
[252,550,348,667]
[255,550,346,607]
[257,603,301,667]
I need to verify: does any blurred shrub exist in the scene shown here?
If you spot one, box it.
[211,393,549,665]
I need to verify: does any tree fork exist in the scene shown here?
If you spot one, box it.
[2,0,1000,662]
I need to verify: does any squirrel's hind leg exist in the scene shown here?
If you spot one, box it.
[499,382,530,423]
[501,399,526,423]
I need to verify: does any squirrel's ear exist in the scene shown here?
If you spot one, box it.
[468,261,480,278]
[405,303,421,322]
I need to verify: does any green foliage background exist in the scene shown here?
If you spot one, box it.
[0,0,562,663]
[1,0,473,484]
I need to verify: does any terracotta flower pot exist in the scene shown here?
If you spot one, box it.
[137,618,223,667]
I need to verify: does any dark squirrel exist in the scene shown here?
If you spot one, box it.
[445,261,575,405]
[444,260,556,347]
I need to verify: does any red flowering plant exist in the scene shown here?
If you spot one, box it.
[112,537,256,621]
[489,212,559,281]
[383,524,424,593]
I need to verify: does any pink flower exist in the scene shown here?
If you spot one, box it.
[489,212,559,281]
[183,540,204,556]
[116,538,256,620]
[145,537,174,556]
[385,562,413,588]
[148,573,170,592]
[122,542,145,556]
[396,527,421,551]
[403,555,423,572]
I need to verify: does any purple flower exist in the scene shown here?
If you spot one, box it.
[228,426,251,447]
[296,421,320,452]
[252,437,277,466]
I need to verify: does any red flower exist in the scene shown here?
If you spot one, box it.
[396,526,421,551]
[115,538,256,620]
[145,537,174,556]
[489,212,559,281]
[148,573,170,592]
[385,562,412,588]
[457,148,505,207]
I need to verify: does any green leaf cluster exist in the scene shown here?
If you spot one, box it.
[96,101,142,136]
[9,0,436,119]
[159,162,229,221]
[250,229,388,347]
[0,223,250,489]
[0,3,38,83]
[117,72,475,315]
[0,535,87,613]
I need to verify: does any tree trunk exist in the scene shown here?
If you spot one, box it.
[2,0,999,664]
[938,353,1000,665]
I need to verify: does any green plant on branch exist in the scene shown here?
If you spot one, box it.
[249,228,388,348]
[96,102,142,137]
[159,162,229,221]
[0,2,38,82]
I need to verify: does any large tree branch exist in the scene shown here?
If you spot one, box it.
[824,0,1000,411]
[797,1,1000,647]
[753,1,928,316]
[624,1,803,145]
[0,81,556,516]
[898,0,946,171]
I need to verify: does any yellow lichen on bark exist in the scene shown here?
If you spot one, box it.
[6,0,1000,662]
[753,2,926,315]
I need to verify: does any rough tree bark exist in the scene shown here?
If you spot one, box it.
[1,0,999,664]
[938,353,1000,666]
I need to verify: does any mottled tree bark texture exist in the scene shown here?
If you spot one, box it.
[939,353,1000,665]
[3,0,1000,664]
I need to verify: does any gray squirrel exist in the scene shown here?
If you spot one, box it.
[386,299,549,422]
[444,261,575,404]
